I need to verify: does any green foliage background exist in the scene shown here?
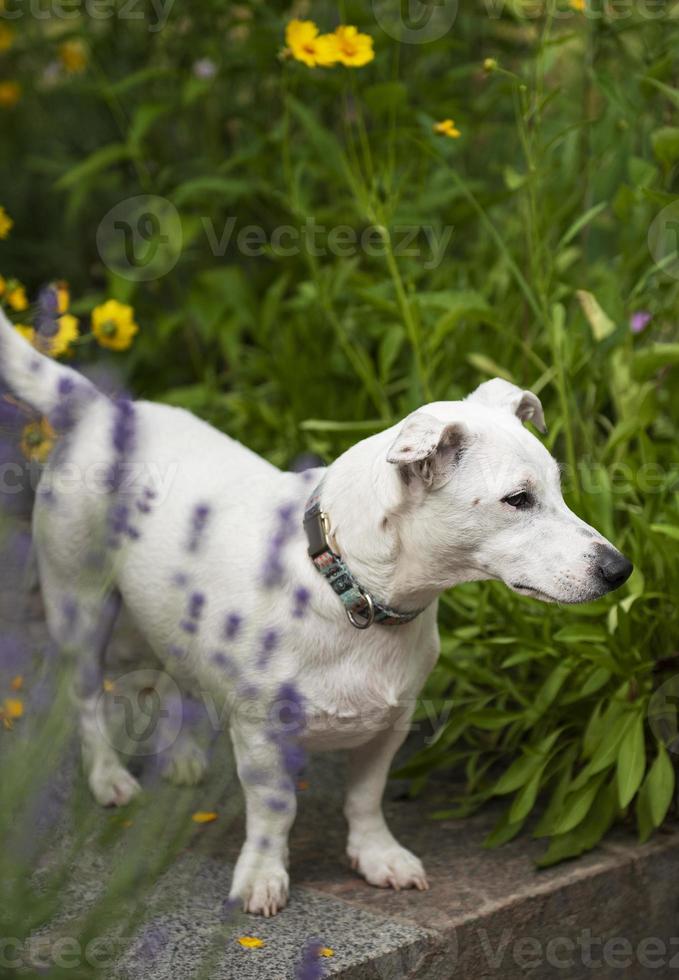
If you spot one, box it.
[2,0,679,867]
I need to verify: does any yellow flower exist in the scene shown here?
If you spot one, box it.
[7,284,28,311]
[569,0,585,8]
[238,936,264,949]
[333,25,374,68]
[91,299,139,351]
[483,57,498,72]
[285,20,338,68]
[47,314,79,358]
[191,811,218,823]
[0,206,13,239]
[433,119,461,139]
[20,418,55,464]
[0,23,14,52]
[0,81,21,108]
[55,280,69,313]
[320,947,335,957]
[103,678,116,693]
[1,697,24,729]
[15,324,35,344]
[59,39,88,74]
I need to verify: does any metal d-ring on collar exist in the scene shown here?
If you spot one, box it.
[302,481,424,630]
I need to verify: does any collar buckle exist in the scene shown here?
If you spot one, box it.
[303,509,333,558]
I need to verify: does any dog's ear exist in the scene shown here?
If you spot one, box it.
[386,412,467,489]
[467,378,546,433]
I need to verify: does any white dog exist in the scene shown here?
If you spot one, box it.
[0,309,632,916]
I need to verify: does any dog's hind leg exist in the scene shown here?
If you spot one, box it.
[41,572,141,807]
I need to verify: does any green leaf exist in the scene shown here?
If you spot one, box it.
[573,711,633,788]
[646,742,675,827]
[527,664,572,721]
[642,77,679,111]
[632,345,679,381]
[466,353,514,381]
[509,764,546,823]
[651,127,679,167]
[617,714,646,808]
[104,66,172,96]
[557,202,607,250]
[171,177,255,206]
[484,808,526,848]
[537,779,618,868]
[576,290,615,341]
[580,667,612,698]
[553,625,607,644]
[128,103,171,152]
[55,144,132,190]
[552,773,606,834]
[533,746,578,837]
[650,524,679,542]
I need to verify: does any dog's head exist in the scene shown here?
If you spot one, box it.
[385,379,632,604]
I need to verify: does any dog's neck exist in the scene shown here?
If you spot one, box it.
[316,434,474,614]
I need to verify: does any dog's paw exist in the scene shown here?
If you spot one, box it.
[230,854,289,917]
[348,837,429,892]
[161,743,209,787]
[89,760,142,807]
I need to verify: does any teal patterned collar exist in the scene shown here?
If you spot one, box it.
[302,482,424,630]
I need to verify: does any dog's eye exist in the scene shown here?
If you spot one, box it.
[502,490,532,509]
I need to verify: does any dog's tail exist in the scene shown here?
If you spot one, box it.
[0,303,97,418]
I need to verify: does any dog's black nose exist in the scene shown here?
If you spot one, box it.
[597,549,633,590]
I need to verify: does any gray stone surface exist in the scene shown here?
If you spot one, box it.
[4,527,679,979]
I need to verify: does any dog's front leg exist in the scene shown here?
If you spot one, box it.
[344,723,429,891]
[228,720,297,917]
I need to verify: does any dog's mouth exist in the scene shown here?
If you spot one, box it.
[510,582,560,603]
[508,581,602,605]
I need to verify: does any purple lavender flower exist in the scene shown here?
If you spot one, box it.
[296,940,328,980]
[49,376,80,434]
[34,284,60,342]
[136,923,168,961]
[268,682,307,779]
[261,502,298,587]
[224,612,242,640]
[630,311,652,334]
[188,591,206,619]
[187,503,211,553]
[212,651,239,678]
[0,633,28,676]
[292,586,311,619]
[256,628,279,669]
[220,897,240,921]
[180,591,206,635]
[291,453,323,473]
[276,682,306,735]
[266,796,290,813]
